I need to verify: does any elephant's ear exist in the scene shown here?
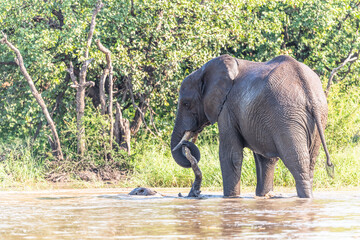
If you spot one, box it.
[201,55,239,124]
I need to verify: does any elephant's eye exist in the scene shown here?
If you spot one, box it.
[183,102,190,108]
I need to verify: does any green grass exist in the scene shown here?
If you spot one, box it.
[313,145,360,188]
[129,137,223,188]
[0,139,46,188]
[0,135,359,190]
[128,134,360,190]
[1,140,359,192]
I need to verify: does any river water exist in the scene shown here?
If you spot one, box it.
[1,188,360,239]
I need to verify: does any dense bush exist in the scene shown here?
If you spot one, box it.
[0,0,359,187]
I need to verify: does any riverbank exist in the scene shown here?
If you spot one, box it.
[1,137,360,191]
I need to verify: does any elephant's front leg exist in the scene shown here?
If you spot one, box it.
[218,121,243,197]
[254,153,278,196]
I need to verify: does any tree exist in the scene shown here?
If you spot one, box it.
[67,0,103,157]
[0,0,359,174]
[1,32,64,161]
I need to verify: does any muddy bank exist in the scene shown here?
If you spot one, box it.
[45,166,129,184]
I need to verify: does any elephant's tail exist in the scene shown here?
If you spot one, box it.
[313,108,334,178]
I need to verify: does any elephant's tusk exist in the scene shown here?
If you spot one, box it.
[172,131,193,152]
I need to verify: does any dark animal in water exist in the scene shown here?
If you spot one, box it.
[129,187,157,196]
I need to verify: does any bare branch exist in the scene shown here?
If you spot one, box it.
[66,62,78,85]
[339,54,358,81]
[116,102,124,130]
[78,58,94,85]
[85,0,104,58]
[82,81,95,88]
[108,68,114,151]
[126,79,155,136]
[148,106,160,136]
[115,102,130,154]
[1,32,64,161]
[96,39,112,68]
[0,31,7,44]
[326,51,358,97]
[96,39,114,151]
[99,71,108,114]
[96,39,112,115]
[125,76,167,146]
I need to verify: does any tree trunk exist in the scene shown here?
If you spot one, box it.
[76,80,87,156]
[115,102,131,154]
[68,0,103,157]
[33,73,70,142]
[108,68,114,151]
[99,71,107,115]
[1,33,64,161]
[67,59,95,156]
[130,98,150,135]
[96,39,114,155]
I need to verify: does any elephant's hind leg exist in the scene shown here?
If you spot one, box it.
[274,124,313,198]
[281,151,313,198]
[254,153,279,196]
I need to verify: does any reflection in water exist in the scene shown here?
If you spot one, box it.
[0,189,360,239]
[218,199,317,238]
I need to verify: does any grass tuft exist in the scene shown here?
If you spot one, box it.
[0,139,45,187]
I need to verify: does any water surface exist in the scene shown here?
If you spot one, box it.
[1,188,360,239]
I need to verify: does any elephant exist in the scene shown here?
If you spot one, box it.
[129,187,158,196]
[171,54,333,198]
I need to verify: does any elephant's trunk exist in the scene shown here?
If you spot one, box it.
[171,130,200,168]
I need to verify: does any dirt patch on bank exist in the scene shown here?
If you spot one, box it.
[46,166,129,183]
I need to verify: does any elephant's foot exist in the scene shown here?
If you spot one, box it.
[182,145,202,197]
[295,180,313,198]
[254,154,278,197]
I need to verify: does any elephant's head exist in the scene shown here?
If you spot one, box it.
[171,55,239,168]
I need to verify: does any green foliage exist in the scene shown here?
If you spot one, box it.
[0,0,359,188]
[326,83,360,150]
[59,103,130,172]
[0,139,45,185]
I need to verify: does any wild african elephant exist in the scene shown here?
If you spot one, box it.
[171,54,333,198]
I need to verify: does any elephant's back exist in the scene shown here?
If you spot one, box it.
[268,56,325,101]
[228,63,280,156]
[229,56,327,158]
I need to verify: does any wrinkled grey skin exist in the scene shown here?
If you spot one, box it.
[171,54,333,198]
[129,187,157,196]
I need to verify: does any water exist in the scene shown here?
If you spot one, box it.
[1,189,360,239]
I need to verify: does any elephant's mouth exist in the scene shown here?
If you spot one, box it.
[194,121,210,134]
